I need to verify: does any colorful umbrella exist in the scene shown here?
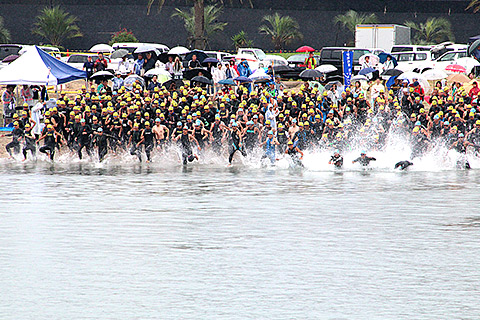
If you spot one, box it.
[296,46,315,53]
[445,64,466,73]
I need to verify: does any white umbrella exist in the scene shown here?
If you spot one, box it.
[144,68,172,83]
[168,46,190,55]
[89,44,113,53]
[359,54,380,66]
[249,69,270,81]
[422,69,448,80]
[134,45,160,55]
[90,70,114,80]
[351,74,369,81]
[315,64,337,73]
[398,71,430,91]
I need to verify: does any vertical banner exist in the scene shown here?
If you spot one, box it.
[342,50,353,87]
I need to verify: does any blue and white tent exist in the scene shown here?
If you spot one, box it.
[0,46,86,85]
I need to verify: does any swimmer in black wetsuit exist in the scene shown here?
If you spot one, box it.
[174,126,200,165]
[228,122,247,165]
[394,160,413,170]
[352,151,376,166]
[449,133,477,169]
[142,121,155,162]
[37,124,59,161]
[22,123,37,161]
[329,149,343,168]
[285,140,304,167]
[2,121,23,158]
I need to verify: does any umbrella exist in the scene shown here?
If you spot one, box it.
[110,49,129,59]
[233,76,252,83]
[378,53,398,67]
[398,72,430,90]
[124,74,145,88]
[299,69,323,79]
[218,79,235,85]
[445,64,466,73]
[184,68,212,80]
[447,73,470,83]
[381,68,403,77]
[144,68,172,83]
[249,69,270,81]
[359,54,380,66]
[315,64,337,73]
[184,50,208,63]
[296,45,315,53]
[468,39,480,60]
[267,65,292,75]
[163,79,183,90]
[90,70,114,80]
[191,75,212,85]
[134,45,160,55]
[2,54,19,63]
[157,52,180,64]
[324,80,342,90]
[422,69,448,80]
[359,67,376,75]
[90,43,113,53]
[168,46,190,55]
[351,74,369,81]
[202,57,219,66]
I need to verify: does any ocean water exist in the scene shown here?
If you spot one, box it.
[0,149,479,319]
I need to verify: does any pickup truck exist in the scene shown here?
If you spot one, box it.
[236,48,285,69]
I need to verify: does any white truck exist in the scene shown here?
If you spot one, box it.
[236,48,286,70]
[355,24,411,53]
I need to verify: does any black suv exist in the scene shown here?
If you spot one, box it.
[319,47,371,79]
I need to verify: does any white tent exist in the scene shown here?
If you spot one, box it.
[0,46,86,86]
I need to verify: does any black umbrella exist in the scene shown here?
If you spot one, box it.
[110,49,129,59]
[191,76,212,85]
[158,52,180,64]
[201,57,219,66]
[184,68,212,80]
[163,79,184,91]
[468,39,480,60]
[184,50,208,63]
[299,69,324,79]
[267,65,292,75]
[90,70,114,81]
[381,68,403,77]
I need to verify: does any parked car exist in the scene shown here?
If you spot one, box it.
[319,47,371,77]
[65,54,99,70]
[280,54,320,79]
[391,51,436,73]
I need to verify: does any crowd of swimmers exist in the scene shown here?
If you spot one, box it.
[2,78,480,170]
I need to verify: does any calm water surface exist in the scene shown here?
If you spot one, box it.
[0,162,479,319]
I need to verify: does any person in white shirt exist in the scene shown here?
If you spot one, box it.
[265,103,280,130]
[212,64,226,94]
[370,78,385,100]
[117,56,130,75]
[165,55,175,76]
[382,55,395,72]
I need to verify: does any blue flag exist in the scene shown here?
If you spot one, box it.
[342,51,353,87]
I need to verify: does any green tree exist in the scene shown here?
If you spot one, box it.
[172,4,227,49]
[466,0,480,12]
[258,13,303,50]
[405,17,455,45]
[147,0,252,49]
[109,28,138,46]
[231,31,254,50]
[0,16,11,43]
[32,6,82,47]
[334,10,378,43]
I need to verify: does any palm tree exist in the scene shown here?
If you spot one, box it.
[405,17,455,45]
[32,6,82,47]
[231,31,254,50]
[334,10,378,43]
[172,4,228,49]
[466,0,480,12]
[258,13,303,50]
[148,0,252,49]
[0,16,11,43]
